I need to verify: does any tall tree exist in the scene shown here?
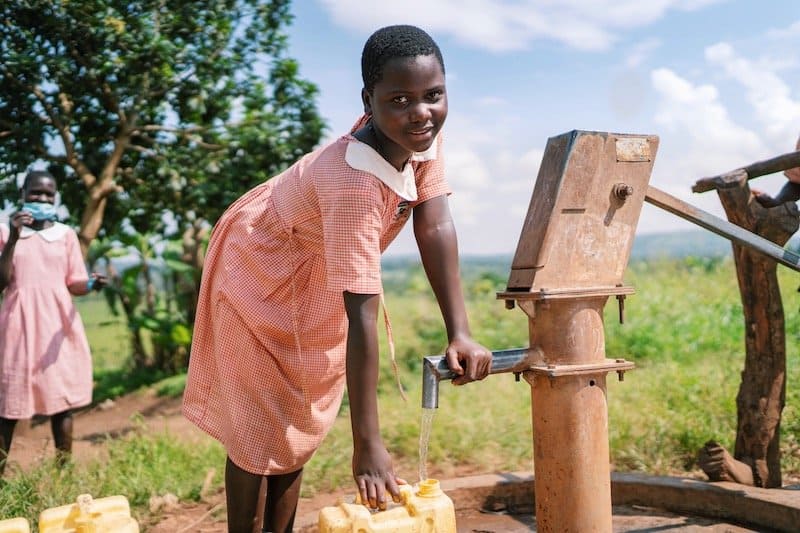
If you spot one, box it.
[0,0,325,258]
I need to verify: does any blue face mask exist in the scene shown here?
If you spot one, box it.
[22,202,58,221]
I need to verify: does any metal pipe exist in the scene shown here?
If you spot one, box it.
[525,297,612,531]
[421,347,531,409]
[645,185,800,271]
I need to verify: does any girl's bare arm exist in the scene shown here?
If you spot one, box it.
[343,291,401,510]
[413,194,491,384]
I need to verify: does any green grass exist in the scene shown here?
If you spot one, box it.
[0,428,225,526]
[76,294,130,373]
[2,256,800,527]
[77,294,180,403]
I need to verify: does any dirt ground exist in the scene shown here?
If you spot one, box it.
[5,388,368,531]
[3,388,791,532]
[5,389,225,530]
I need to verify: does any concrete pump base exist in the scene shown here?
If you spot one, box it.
[297,471,800,532]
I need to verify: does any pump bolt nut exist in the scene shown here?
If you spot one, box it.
[613,183,634,201]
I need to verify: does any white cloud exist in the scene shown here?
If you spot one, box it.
[639,25,800,236]
[498,147,542,193]
[446,147,490,190]
[317,0,726,52]
[427,112,546,252]
[645,66,767,233]
[651,67,764,173]
[766,19,800,40]
[625,38,662,68]
[705,42,800,143]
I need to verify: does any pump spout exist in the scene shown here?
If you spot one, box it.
[421,347,532,409]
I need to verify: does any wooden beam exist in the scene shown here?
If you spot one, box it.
[693,150,800,193]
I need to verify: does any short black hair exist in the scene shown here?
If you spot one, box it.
[22,170,56,190]
[361,25,445,93]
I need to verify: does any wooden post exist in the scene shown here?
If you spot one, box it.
[695,170,799,487]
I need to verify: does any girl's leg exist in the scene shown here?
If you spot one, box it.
[263,468,303,533]
[0,417,17,475]
[50,410,73,464]
[225,456,265,533]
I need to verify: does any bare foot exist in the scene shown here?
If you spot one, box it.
[698,440,754,485]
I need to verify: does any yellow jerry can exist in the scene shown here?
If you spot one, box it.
[0,517,30,533]
[38,494,139,533]
[318,478,456,533]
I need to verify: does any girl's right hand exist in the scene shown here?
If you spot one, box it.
[352,440,404,510]
[8,210,33,238]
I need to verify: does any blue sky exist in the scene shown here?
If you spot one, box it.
[286,0,800,256]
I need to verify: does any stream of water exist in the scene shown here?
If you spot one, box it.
[418,407,436,483]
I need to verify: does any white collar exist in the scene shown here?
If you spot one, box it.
[344,136,438,201]
[18,222,70,242]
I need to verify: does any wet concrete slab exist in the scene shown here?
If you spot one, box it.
[441,471,800,533]
[297,471,800,532]
[455,504,761,532]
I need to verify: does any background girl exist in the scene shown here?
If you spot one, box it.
[0,170,106,474]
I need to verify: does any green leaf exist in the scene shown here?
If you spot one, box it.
[170,324,192,347]
[0,0,325,374]
[164,258,194,274]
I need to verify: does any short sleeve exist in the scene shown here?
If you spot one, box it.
[64,228,89,285]
[413,133,451,203]
[319,177,384,294]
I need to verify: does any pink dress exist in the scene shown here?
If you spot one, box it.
[183,118,450,475]
[0,222,93,418]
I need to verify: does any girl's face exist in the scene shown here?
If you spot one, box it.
[22,176,57,204]
[364,54,447,166]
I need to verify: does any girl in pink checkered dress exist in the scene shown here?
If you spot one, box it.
[183,25,492,532]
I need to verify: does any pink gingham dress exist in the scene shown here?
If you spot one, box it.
[182,117,449,474]
[0,223,93,418]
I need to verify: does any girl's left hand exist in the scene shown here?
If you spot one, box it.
[352,439,405,510]
[445,337,492,385]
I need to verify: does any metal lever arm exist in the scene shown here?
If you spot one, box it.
[644,185,800,272]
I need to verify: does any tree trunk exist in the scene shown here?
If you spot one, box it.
[714,176,798,488]
[74,138,127,259]
[77,191,108,259]
[182,221,209,326]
